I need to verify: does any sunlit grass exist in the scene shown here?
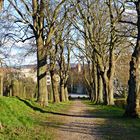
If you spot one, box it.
[0,96,71,140]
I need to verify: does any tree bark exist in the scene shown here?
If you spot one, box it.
[32,0,48,106]
[0,74,3,96]
[51,72,60,103]
[64,86,69,101]
[60,82,66,102]
[97,55,108,104]
[93,62,98,103]
[97,74,104,104]
[11,79,19,97]
[103,70,109,105]
[36,35,48,106]
[107,50,115,105]
[125,1,140,117]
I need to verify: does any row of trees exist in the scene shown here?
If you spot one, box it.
[69,0,140,117]
[0,0,140,117]
[70,0,131,105]
[0,0,74,106]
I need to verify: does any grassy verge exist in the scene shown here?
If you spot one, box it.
[83,100,140,140]
[0,96,71,140]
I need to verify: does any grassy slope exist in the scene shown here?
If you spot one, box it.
[84,100,140,140]
[0,96,71,140]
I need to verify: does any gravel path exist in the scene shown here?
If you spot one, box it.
[43,100,140,140]
[46,100,107,140]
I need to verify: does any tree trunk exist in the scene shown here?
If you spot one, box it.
[36,36,48,106]
[48,85,53,102]
[90,57,98,102]
[59,41,66,102]
[107,51,115,105]
[108,77,114,105]
[97,74,104,104]
[32,0,48,106]
[64,86,69,101]
[64,76,69,101]
[0,74,3,96]
[60,82,66,102]
[103,71,109,105]
[94,65,98,103]
[51,72,60,103]
[18,81,22,98]
[97,56,108,104]
[105,0,116,105]
[23,85,26,98]
[11,79,19,97]
[125,2,140,117]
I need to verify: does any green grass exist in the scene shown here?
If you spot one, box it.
[0,96,71,140]
[84,100,140,140]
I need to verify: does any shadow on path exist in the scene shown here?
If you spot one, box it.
[17,97,140,140]
[16,97,122,119]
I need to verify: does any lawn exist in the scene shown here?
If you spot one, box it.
[0,96,71,140]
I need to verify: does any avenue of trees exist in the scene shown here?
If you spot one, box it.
[0,0,140,118]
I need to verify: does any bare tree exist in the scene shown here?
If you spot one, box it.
[69,0,129,105]
[124,0,140,117]
[6,0,66,106]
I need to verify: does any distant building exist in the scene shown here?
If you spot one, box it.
[19,65,36,82]
[0,63,83,87]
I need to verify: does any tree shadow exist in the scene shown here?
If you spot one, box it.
[16,97,98,118]
[16,97,125,119]
[40,118,132,139]
[16,97,140,139]
[40,113,140,140]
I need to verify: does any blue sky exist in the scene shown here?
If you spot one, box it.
[0,0,36,66]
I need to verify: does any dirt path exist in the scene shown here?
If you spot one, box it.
[46,100,107,140]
